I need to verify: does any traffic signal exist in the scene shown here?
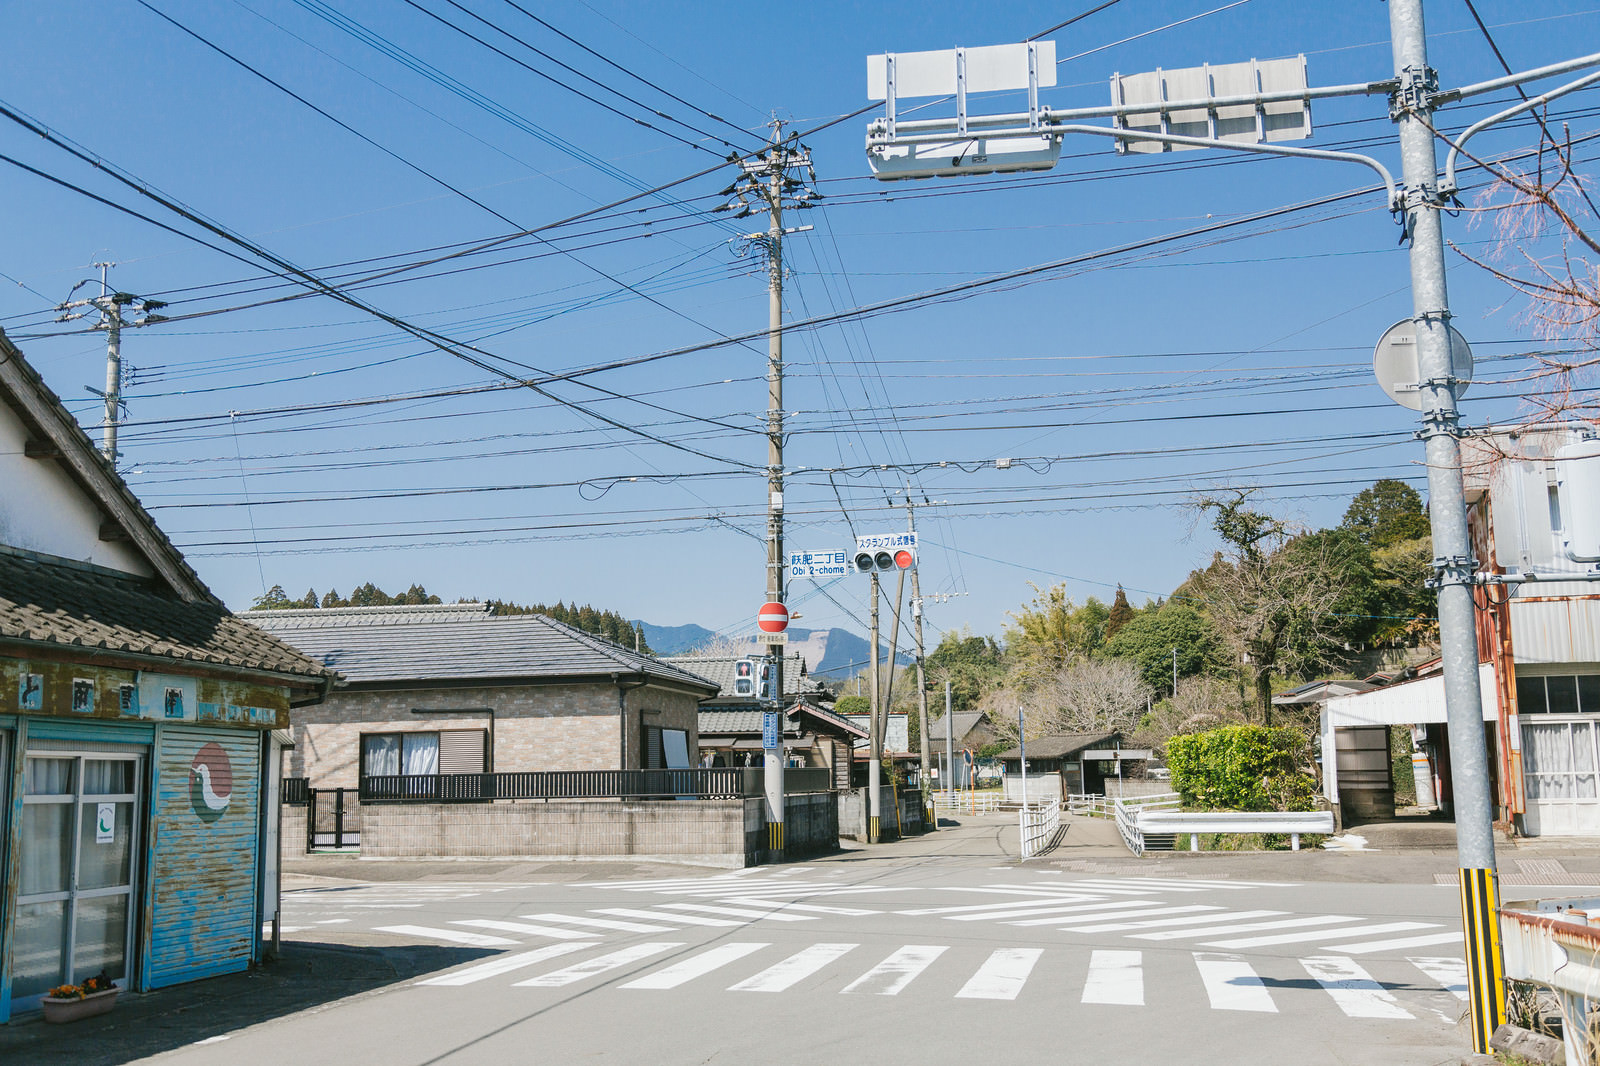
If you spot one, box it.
[734,658,756,697]
[853,547,916,573]
[757,662,777,701]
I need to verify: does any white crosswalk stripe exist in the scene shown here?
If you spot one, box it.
[1194,952,1277,1013]
[1203,921,1436,950]
[841,945,947,996]
[452,919,599,940]
[734,900,878,916]
[1040,905,1225,930]
[659,903,816,922]
[620,943,769,990]
[513,943,682,988]
[419,944,589,987]
[729,944,858,993]
[373,925,518,947]
[900,896,1110,917]
[1082,950,1143,1005]
[522,913,673,933]
[955,948,1042,1001]
[1063,909,1285,933]
[595,908,743,928]
[1301,956,1413,1020]
[1132,915,1362,942]
[1409,956,1468,1000]
[1323,932,1463,954]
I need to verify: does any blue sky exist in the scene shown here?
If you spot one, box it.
[3,0,1596,649]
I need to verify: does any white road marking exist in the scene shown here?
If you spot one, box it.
[452,919,599,940]
[1049,880,1207,894]
[1082,950,1143,1005]
[1065,909,1284,933]
[730,944,858,992]
[1193,953,1277,1013]
[595,908,742,927]
[900,895,1107,916]
[523,913,673,934]
[1409,956,1469,1000]
[1133,915,1363,941]
[955,948,1043,1001]
[314,919,351,925]
[419,944,588,986]
[660,903,815,922]
[1204,922,1435,949]
[1301,956,1413,1019]
[1326,932,1464,954]
[733,900,879,916]
[1046,905,1224,931]
[513,943,682,988]
[841,946,948,996]
[984,883,1169,897]
[1071,877,1293,889]
[620,943,769,989]
[373,925,517,947]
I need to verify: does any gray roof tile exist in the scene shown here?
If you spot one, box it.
[252,607,718,691]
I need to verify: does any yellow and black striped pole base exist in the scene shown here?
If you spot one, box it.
[767,821,784,860]
[868,816,880,844]
[1460,867,1507,1054]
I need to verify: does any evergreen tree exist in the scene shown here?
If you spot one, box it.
[1104,585,1135,642]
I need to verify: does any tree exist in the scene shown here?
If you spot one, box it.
[1004,584,1108,676]
[983,656,1151,745]
[1102,604,1220,695]
[923,629,1005,714]
[1104,585,1135,642]
[833,694,870,717]
[1188,492,1367,723]
[250,585,293,610]
[1134,676,1251,759]
[1341,479,1430,549]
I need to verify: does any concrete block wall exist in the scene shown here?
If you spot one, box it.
[360,798,754,868]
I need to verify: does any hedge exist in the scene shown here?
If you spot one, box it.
[1166,725,1316,812]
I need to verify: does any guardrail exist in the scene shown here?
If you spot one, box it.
[1500,895,1600,1066]
[1132,808,1334,852]
[1019,802,1062,858]
[931,789,1002,814]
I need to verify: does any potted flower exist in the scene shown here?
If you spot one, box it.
[41,971,119,1023]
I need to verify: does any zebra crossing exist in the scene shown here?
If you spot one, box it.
[408,935,1468,1019]
[896,876,1463,954]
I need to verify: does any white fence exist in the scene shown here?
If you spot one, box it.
[1019,802,1062,858]
[932,789,1002,814]
[1112,794,1180,855]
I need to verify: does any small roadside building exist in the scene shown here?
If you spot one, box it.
[0,330,330,1021]
[995,731,1147,798]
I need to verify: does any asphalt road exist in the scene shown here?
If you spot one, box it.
[109,813,1569,1066]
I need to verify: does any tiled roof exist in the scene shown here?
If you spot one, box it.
[926,711,988,743]
[698,700,867,740]
[0,549,328,681]
[660,654,821,698]
[993,731,1122,761]
[252,607,719,692]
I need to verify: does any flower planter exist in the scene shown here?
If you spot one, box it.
[41,987,119,1023]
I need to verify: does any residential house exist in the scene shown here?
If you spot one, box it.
[995,731,1138,797]
[926,710,998,788]
[0,330,329,1021]
[252,604,721,791]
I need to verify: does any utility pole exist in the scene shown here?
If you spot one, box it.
[944,680,954,797]
[1389,0,1501,1048]
[55,263,165,467]
[906,492,933,828]
[868,573,882,843]
[721,120,817,863]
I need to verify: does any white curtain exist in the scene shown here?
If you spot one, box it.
[26,758,73,795]
[1524,723,1575,800]
[363,735,400,777]
[402,734,438,776]
[1574,722,1598,799]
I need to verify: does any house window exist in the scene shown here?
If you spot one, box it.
[1518,674,1600,715]
[361,730,487,777]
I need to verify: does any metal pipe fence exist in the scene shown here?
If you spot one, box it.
[931,789,1002,814]
[1019,801,1062,858]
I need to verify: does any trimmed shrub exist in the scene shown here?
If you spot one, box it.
[1166,725,1316,812]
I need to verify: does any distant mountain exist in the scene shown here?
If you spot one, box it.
[634,620,912,680]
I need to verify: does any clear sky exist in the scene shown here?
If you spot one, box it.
[3,0,1596,649]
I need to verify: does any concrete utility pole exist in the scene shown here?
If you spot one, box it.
[55,263,165,467]
[905,490,933,828]
[868,573,882,843]
[722,120,816,862]
[944,680,954,795]
[1388,0,1501,1047]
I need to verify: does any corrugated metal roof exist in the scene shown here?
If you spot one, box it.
[251,609,718,691]
[661,654,822,698]
[1510,595,1600,665]
[1325,662,1497,726]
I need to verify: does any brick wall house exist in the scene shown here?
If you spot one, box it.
[253,604,719,787]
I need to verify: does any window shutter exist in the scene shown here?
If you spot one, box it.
[644,726,664,770]
[438,729,487,774]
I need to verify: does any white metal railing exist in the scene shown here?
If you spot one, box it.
[1135,809,1334,852]
[1019,801,1062,858]
[1068,791,1179,818]
[932,789,1002,814]
[1114,797,1145,855]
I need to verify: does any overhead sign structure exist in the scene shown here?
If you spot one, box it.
[1110,57,1311,153]
[789,548,849,580]
[757,601,789,634]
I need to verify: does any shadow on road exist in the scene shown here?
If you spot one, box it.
[0,941,489,1066]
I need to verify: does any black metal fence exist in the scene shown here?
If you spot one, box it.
[360,766,837,803]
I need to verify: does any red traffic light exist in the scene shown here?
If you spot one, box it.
[894,549,914,569]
